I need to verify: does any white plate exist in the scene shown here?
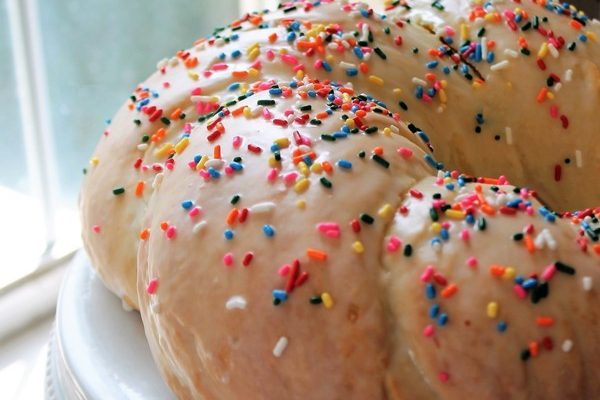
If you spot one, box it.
[46,251,176,399]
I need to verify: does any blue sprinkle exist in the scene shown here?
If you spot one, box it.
[426,283,436,299]
[208,167,220,179]
[228,82,240,91]
[193,154,202,164]
[424,154,441,170]
[438,313,449,326]
[290,21,300,31]
[337,159,352,169]
[579,33,588,42]
[522,278,538,289]
[427,88,437,97]
[415,85,424,99]
[181,200,194,210]
[487,51,495,63]
[353,46,364,59]
[431,237,442,247]
[497,321,508,332]
[224,229,234,240]
[476,113,485,124]
[440,228,450,241]
[230,162,243,171]
[302,155,313,166]
[218,52,226,60]
[272,289,288,301]
[270,144,280,152]
[443,66,451,75]
[445,183,455,191]
[269,87,283,95]
[360,8,370,17]
[465,214,475,225]
[231,49,242,58]
[321,60,332,72]
[333,131,348,139]
[230,34,239,41]
[346,68,358,77]
[514,275,525,285]
[506,199,522,208]
[263,224,275,237]
[287,32,296,41]
[426,61,439,69]
[307,90,317,98]
[443,37,454,45]
[429,304,440,318]
[475,43,482,62]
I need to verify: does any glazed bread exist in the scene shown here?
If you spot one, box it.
[137,79,600,399]
[80,0,600,310]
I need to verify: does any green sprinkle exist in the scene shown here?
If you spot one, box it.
[360,213,374,224]
[133,119,141,126]
[429,208,439,222]
[512,233,524,241]
[364,126,378,134]
[478,217,487,231]
[113,187,125,195]
[374,47,387,60]
[372,154,390,169]
[230,194,241,205]
[404,244,413,257]
[320,177,332,189]
[160,117,171,125]
[257,99,276,106]
[309,296,323,305]
[321,134,336,142]
[299,104,312,112]
[358,151,366,159]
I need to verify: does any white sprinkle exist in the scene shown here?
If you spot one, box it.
[339,61,357,69]
[582,276,593,291]
[214,37,225,47]
[192,221,208,234]
[191,95,219,103]
[205,159,225,169]
[490,60,510,71]
[137,143,149,151]
[390,125,400,134]
[150,298,161,313]
[327,42,338,50]
[504,48,519,58]
[273,336,289,358]
[168,57,179,67]
[554,82,562,93]
[505,127,513,145]
[562,339,574,353]
[565,69,574,82]
[411,77,427,86]
[575,150,583,168]
[250,202,276,214]
[156,58,168,70]
[152,173,164,190]
[481,37,488,60]
[548,43,559,58]
[225,296,248,310]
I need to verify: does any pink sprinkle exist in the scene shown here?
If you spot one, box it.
[466,256,478,268]
[460,229,470,241]
[513,284,527,299]
[199,170,210,180]
[224,166,234,175]
[283,172,299,185]
[281,54,299,65]
[550,105,559,118]
[541,264,556,281]
[435,177,444,185]
[314,59,323,69]
[266,49,275,61]
[444,25,456,36]
[438,372,450,383]
[187,161,196,169]
[423,324,435,337]
[146,278,158,294]
[191,87,203,96]
[242,251,254,267]
[211,62,228,71]
[420,265,435,282]
[183,123,192,133]
[92,225,101,233]
[498,175,507,185]
[232,136,243,148]
[263,107,272,120]
[166,226,177,239]
[525,206,534,216]
[267,168,278,182]
[316,222,340,231]
[441,222,450,229]
[278,264,291,276]
[223,253,234,267]
[386,236,401,252]
[189,206,201,218]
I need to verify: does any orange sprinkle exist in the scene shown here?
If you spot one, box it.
[268,32,278,43]
[593,244,600,255]
[214,145,221,159]
[441,284,458,298]
[536,87,548,103]
[490,264,506,277]
[372,146,384,155]
[524,234,535,253]
[135,181,145,197]
[425,73,437,83]
[231,106,245,117]
[570,19,583,30]
[226,208,239,225]
[359,62,369,74]
[481,204,497,216]
[306,248,328,262]
[249,15,263,25]
[355,109,367,118]
[322,161,333,174]
[529,341,539,357]
[536,316,555,327]
[170,108,182,120]
[139,229,150,241]
[316,111,329,120]
[232,70,249,78]
[160,222,169,231]
[185,57,199,69]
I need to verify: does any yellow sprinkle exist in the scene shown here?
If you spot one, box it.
[472,81,482,89]
[487,302,499,318]
[484,13,496,22]
[460,23,469,41]
[196,155,209,170]
[268,154,279,168]
[247,48,260,61]
[342,92,352,103]
[440,80,448,89]
[294,178,310,193]
[296,70,304,80]
[393,88,403,96]
[546,91,555,100]
[310,162,323,173]
[321,292,334,309]
[187,71,199,81]
[274,137,290,148]
[246,42,259,55]
[298,162,310,177]
[243,107,252,118]
[439,89,447,103]
[278,48,288,55]
[378,203,394,220]
[174,138,189,154]
[240,83,249,94]
[445,209,466,220]
[345,118,356,129]
[430,222,442,234]
[586,31,597,42]
[503,267,516,280]
[383,127,392,137]
[538,42,549,58]
[352,241,365,254]
[89,157,99,166]
[326,54,334,63]
[368,75,384,86]
[248,68,260,77]
[296,199,306,209]
[154,143,174,158]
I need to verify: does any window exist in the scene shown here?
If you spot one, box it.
[1,0,244,290]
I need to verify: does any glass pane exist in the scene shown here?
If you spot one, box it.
[36,0,241,207]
